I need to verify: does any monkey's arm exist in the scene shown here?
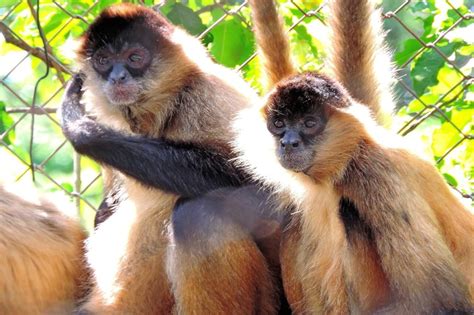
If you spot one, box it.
[343,165,472,312]
[59,75,245,198]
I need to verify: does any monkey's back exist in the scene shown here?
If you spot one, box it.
[0,185,87,315]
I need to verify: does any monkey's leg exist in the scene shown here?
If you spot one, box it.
[280,220,306,314]
[167,188,280,315]
[79,197,175,314]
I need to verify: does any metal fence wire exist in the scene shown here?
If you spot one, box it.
[0,0,472,227]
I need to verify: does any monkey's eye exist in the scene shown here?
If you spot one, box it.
[129,54,142,63]
[304,119,317,128]
[97,56,109,65]
[274,119,285,128]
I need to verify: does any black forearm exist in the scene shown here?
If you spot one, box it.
[60,74,247,197]
[64,122,245,197]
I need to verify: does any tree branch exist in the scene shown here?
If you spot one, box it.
[0,22,71,75]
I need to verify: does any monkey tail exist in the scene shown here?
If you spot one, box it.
[248,0,297,92]
[327,0,395,126]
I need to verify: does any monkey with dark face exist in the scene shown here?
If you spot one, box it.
[235,72,474,314]
[234,0,474,313]
[265,87,329,173]
[60,4,283,314]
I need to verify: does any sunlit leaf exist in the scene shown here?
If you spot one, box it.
[431,122,461,157]
[0,0,18,8]
[166,3,206,36]
[61,182,74,193]
[443,173,458,187]
[209,17,254,67]
[0,101,15,145]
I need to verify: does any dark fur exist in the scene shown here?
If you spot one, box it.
[265,72,349,118]
[78,6,171,60]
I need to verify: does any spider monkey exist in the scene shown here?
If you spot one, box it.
[234,0,474,313]
[237,70,474,314]
[60,4,284,313]
[0,185,87,314]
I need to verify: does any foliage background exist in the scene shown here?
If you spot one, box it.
[0,0,472,231]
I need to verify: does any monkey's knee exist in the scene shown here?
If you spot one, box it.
[167,197,279,314]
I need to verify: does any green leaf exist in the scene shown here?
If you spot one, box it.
[0,101,15,145]
[209,17,254,67]
[430,66,464,98]
[410,41,460,95]
[292,24,319,66]
[450,108,473,132]
[0,0,18,8]
[431,122,461,157]
[406,93,437,113]
[458,44,474,56]
[443,173,458,187]
[166,3,206,36]
[395,39,422,67]
[61,182,74,193]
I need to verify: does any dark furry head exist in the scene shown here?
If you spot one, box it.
[264,72,349,118]
[78,4,173,58]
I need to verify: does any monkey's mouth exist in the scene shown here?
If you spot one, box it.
[105,84,141,106]
[278,152,313,173]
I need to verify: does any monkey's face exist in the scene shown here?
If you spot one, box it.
[92,42,151,106]
[78,4,174,107]
[264,73,348,173]
[267,112,326,172]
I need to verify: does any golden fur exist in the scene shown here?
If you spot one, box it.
[234,80,474,313]
[237,0,473,313]
[327,0,395,126]
[248,0,297,91]
[0,185,87,315]
[77,4,279,313]
[248,0,393,125]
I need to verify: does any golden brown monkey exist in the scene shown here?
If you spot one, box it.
[237,0,474,313]
[236,71,474,313]
[60,3,281,314]
[0,185,87,315]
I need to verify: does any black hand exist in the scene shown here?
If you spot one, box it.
[58,73,87,127]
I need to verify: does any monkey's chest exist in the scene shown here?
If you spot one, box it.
[123,109,157,135]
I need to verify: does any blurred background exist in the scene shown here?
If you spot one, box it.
[0,0,472,231]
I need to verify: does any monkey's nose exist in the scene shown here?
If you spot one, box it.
[109,64,129,84]
[280,130,302,150]
[280,138,300,149]
[111,72,128,84]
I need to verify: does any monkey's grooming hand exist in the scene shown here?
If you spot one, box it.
[59,73,107,152]
[58,73,87,126]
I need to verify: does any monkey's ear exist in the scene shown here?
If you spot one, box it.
[77,33,89,60]
[259,92,275,120]
[260,103,269,119]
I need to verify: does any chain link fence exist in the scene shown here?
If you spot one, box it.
[0,0,472,229]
